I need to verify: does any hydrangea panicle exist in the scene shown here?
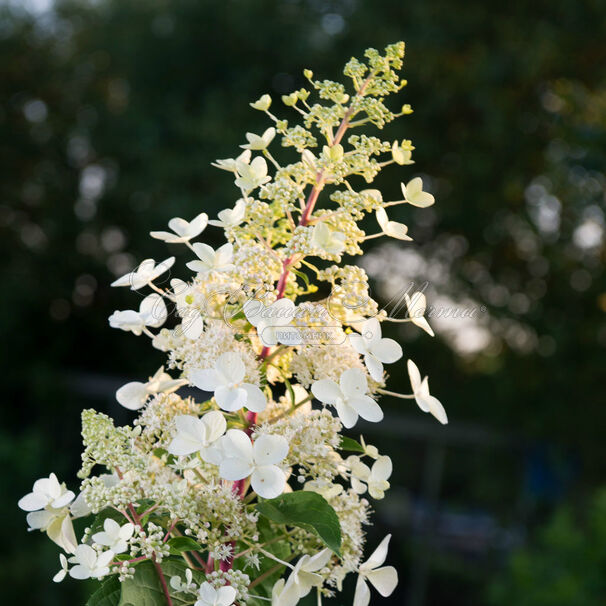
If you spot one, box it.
[20,42,454,606]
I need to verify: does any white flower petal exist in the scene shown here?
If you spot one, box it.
[215,352,246,384]
[243,299,265,327]
[191,242,215,265]
[407,359,422,392]
[69,565,91,580]
[413,315,434,337]
[198,582,217,604]
[49,515,78,554]
[351,476,367,495]
[305,548,332,572]
[335,400,358,428]
[139,294,167,328]
[371,456,393,482]
[414,379,432,413]
[219,457,254,481]
[52,569,67,583]
[376,207,389,231]
[168,416,205,456]
[189,368,221,392]
[18,492,48,512]
[385,221,412,241]
[349,395,383,423]
[118,522,135,540]
[370,338,402,363]
[364,534,391,570]
[311,379,342,405]
[70,491,92,518]
[365,566,398,597]
[52,490,76,509]
[223,429,254,461]
[353,575,371,606]
[251,465,286,499]
[349,333,369,356]
[115,381,148,410]
[253,434,289,466]
[167,217,189,236]
[200,443,225,466]
[267,298,296,327]
[149,230,179,242]
[340,368,368,397]
[186,260,210,273]
[360,317,382,346]
[215,385,247,412]
[405,293,434,336]
[216,585,237,606]
[187,212,209,236]
[364,354,384,382]
[403,177,435,207]
[202,410,227,443]
[215,242,234,266]
[241,384,267,413]
[422,392,448,424]
[179,313,204,340]
[96,549,116,569]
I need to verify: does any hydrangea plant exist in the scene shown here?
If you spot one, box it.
[19,42,448,606]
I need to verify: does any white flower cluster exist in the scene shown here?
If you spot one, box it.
[20,42,451,606]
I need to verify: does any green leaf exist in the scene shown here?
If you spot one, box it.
[240,517,292,599]
[291,267,318,294]
[118,560,203,606]
[167,536,202,554]
[339,435,365,453]
[135,499,156,514]
[283,375,296,407]
[86,576,121,606]
[152,448,175,465]
[291,267,311,289]
[256,492,342,556]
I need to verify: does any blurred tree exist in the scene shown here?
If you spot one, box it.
[1,0,604,604]
[489,488,606,606]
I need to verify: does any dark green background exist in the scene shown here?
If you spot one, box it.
[1,0,605,604]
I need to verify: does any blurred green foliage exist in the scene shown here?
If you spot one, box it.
[1,0,605,604]
[490,488,606,606]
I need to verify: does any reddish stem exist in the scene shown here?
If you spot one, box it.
[224,73,376,578]
[205,555,215,574]
[114,468,174,606]
[152,557,174,606]
[110,555,148,567]
[268,74,373,307]
[188,549,210,572]
[162,519,179,543]
[245,411,258,434]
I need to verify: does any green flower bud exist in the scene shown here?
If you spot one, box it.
[250,94,272,111]
[324,144,344,163]
[282,92,299,107]
[392,141,414,165]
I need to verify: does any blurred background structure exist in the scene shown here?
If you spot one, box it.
[1,0,605,604]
